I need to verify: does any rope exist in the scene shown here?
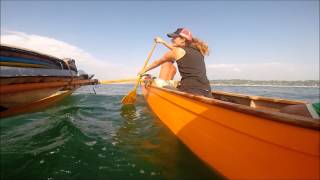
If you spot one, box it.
[64,59,74,90]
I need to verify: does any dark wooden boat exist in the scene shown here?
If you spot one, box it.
[0,44,98,118]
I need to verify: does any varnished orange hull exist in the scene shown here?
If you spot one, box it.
[142,84,320,179]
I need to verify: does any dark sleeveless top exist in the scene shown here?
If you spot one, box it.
[176,46,212,97]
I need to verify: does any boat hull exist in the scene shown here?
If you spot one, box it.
[0,90,73,118]
[142,84,320,179]
[0,87,63,108]
[0,79,97,117]
[0,45,98,118]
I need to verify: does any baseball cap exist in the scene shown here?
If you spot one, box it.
[167,28,193,41]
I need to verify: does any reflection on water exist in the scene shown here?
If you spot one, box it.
[120,105,137,120]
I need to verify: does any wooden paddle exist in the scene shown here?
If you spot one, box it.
[121,42,157,105]
[99,78,136,84]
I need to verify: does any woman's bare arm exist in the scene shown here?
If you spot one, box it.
[141,51,175,74]
[139,47,185,75]
[161,41,174,50]
[155,37,174,50]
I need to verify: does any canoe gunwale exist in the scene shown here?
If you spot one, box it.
[0,79,98,94]
[145,84,320,130]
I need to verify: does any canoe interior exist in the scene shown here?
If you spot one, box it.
[212,90,305,112]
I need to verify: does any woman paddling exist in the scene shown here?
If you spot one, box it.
[140,28,212,97]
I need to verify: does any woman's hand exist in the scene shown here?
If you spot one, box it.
[138,69,147,77]
[154,37,165,44]
[155,37,174,50]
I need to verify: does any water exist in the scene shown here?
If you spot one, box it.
[0,84,319,180]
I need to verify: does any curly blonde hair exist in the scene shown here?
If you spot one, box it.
[188,37,209,56]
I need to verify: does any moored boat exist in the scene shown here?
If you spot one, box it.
[141,80,320,179]
[0,44,98,118]
[0,79,98,118]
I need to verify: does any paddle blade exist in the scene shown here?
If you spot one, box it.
[121,90,137,105]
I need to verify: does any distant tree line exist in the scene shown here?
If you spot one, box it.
[210,79,320,87]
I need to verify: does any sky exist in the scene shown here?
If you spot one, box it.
[1,0,319,80]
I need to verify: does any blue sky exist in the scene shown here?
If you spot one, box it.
[1,0,319,80]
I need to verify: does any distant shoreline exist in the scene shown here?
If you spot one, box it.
[100,83,319,88]
[210,84,319,88]
[209,79,319,87]
[99,79,319,87]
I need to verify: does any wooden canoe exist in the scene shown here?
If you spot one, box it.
[141,82,320,179]
[0,45,98,118]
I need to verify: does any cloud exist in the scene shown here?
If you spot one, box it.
[1,31,317,81]
[206,63,319,80]
[0,31,137,80]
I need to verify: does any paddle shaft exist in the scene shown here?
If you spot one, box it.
[99,78,136,84]
[121,41,157,105]
[133,42,157,90]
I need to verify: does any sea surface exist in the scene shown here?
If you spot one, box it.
[1,84,319,180]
